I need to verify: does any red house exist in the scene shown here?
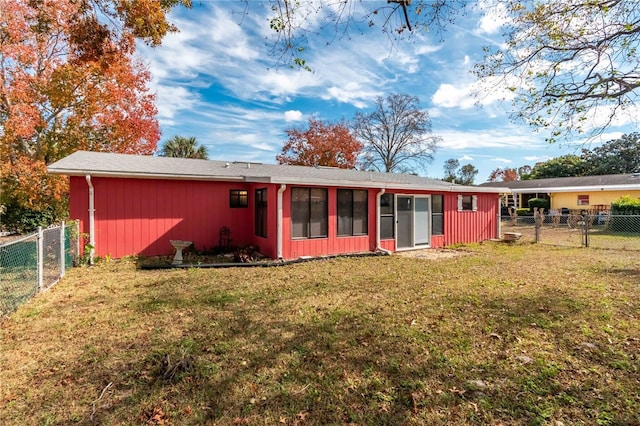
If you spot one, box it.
[48,151,506,260]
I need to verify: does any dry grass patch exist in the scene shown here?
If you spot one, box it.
[1,243,639,425]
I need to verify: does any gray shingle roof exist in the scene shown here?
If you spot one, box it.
[48,151,505,193]
[479,173,640,192]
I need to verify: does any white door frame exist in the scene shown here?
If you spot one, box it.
[394,194,431,250]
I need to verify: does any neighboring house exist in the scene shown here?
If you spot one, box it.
[480,173,640,213]
[48,151,507,260]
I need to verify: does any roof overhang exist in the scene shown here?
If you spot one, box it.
[47,168,246,182]
[49,167,510,193]
[510,184,640,194]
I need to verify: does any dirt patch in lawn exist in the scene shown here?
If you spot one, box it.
[395,248,470,260]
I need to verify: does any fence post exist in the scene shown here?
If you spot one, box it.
[60,221,66,278]
[584,215,590,248]
[37,226,44,291]
[533,207,543,244]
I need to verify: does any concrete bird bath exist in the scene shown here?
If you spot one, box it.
[170,240,192,265]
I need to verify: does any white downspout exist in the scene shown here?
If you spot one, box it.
[497,195,502,239]
[276,184,286,259]
[376,188,392,255]
[85,174,95,265]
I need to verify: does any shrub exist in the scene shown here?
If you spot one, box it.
[0,204,63,234]
[609,196,640,232]
[611,195,640,215]
[515,208,531,216]
[527,197,550,211]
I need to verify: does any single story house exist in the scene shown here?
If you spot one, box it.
[48,151,508,260]
[480,173,640,214]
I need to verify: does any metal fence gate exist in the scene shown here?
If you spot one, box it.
[501,213,640,250]
[0,222,78,317]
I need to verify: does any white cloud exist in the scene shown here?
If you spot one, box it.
[476,2,509,35]
[523,155,551,162]
[491,157,512,164]
[154,85,200,125]
[284,110,304,122]
[437,128,546,151]
[460,155,474,161]
[432,83,477,110]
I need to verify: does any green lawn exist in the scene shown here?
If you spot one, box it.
[1,243,638,425]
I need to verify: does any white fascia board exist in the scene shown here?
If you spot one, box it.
[453,186,511,193]
[47,169,245,182]
[270,177,507,193]
[511,184,640,194]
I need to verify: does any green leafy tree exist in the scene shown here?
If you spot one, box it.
[159,136,209,159]
[518,165,533,180]
[475,1,640,141]
[581,133,640,175]
[529,155,585,179]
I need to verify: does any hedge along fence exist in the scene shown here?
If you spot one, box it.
[610,196,640,232]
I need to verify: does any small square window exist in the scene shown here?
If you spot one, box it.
[577,195,589,206]
[457,194,477,211]
[230,190,248,208]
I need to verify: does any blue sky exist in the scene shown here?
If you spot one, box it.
[137,1,630,182]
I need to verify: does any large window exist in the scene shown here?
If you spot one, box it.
[379,193,395,239]
[229,189,248,208]
[432,194,444,236]
[291,188,328,239]
[337,189,368,236]
[255,188,267,238]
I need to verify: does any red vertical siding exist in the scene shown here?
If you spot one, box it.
[282,186,375,259]
[70,177,255,258]
[68,176,500,259]
[248,183,278,259]
[442,192,499,245]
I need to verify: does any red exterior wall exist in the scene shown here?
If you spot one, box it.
[375,190,499,250]
[69,176,500,260]
[442,192,499,246]
[280,187,377,259]
[248,183,278,259]
[70,176,263,258]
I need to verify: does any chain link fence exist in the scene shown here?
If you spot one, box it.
[1,222,78,317]
[501,213,640,250]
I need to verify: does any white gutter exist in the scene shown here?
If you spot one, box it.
[511,184,640,193]
[276,184,286,259]
[375,189,392,255]
[49,170,245,182]
[497,195,502,238]
[85,174,95,265]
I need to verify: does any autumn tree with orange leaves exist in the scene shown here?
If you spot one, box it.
[276,119,363,169]
[0,0,189,232]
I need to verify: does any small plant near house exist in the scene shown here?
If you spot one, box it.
[527,197,550,211]
[233,245,264,263]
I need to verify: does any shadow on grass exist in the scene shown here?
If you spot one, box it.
[66,276,639,426]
